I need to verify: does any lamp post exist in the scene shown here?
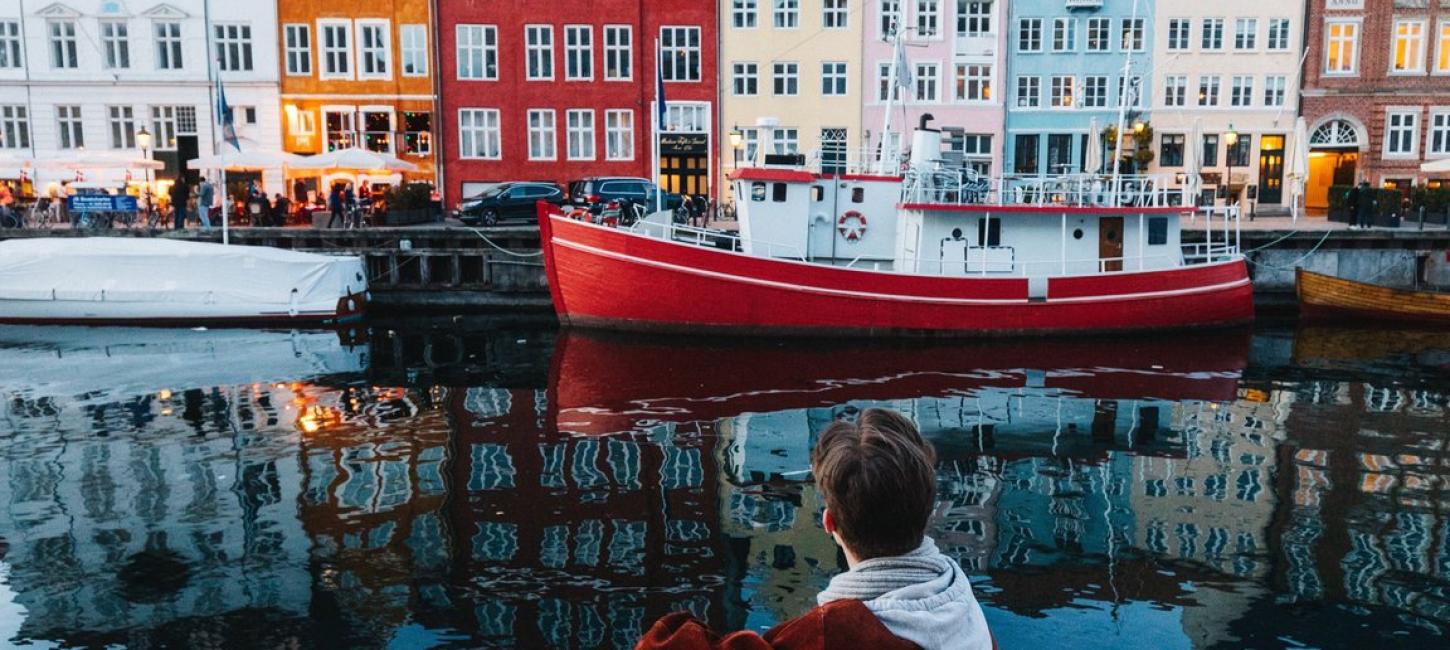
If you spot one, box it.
[1224,124,1239,211]
[136,126,153,223]
[729,125,744,169]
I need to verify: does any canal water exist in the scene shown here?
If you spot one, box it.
[0,321,1447,649]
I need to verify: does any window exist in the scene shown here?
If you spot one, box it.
[954,63,990,102]
[1385,110,1418,157]
[1325,21,1358,74]
[356,21,389,78]
[320,21,352,79]
[881,0,901,37]
[957,1,991,37]
[976,217,1000,246]
[284,24,311,76]
[1227,135,1251,167]
[773,62,799,95]
[1164,75,1187,107]
[824,0,848,29]
[772,128,799,155]
[1230,75,1253,107]
[527,109,556,160]
[526,26,554,80]
[0,22,19,69]
[1202,133,1219,167]
[1167,18,1189,51]
[733,0,758,29]
[401,24,427,76]
[733,62,758,95]
[1013,134,1039,174]
[154,21,182,70]
[324,110,356,150]
[605,109,634,160]
[1234,18,1257,51]
[1263,75,1286,107]
[0,106,28,149]
[772,182,788,201]
[56,105,82,149]
[1267,18,1291,51]
[916,0,939,37]
[1117,76,1142,108]
[1392,20,1426,73]
[1438,21,1450,73]
[660,27,700,81]
[1120,18,1144,51]
[1019,18,1042,52]
[457,25,497,80]
[877,62,902,101]
[48,20,76,69]
[774,0,800,29]
[915,62,938,101]
[214,24,253,72]
[1050,75,1073,108]
[458,108,501,159]
[1148,217,1168,245]
[566,109,595,160]
[291,109,316,137]
[565,26,592,80]
[400,111,431,156]
[108,106,135,149]
[100,21,129,69]
[743,128,760,162]
[1086,18,1109,52]
[1429,110,1450,156]
[1202,18,1224,51]
[822,61,847,95]
[150,106,178,150]
[1082,75,1107,107]
[604,26,631,80]
[361,110,392,152]
[1160,134,1185,167]
[1198,75,1220,106]
[1016,75,1040,107]
[1052,18,1075,52]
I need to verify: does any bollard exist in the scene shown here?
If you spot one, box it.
[1420,206,1425,231]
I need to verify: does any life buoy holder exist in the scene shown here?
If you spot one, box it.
[838,210,867,242]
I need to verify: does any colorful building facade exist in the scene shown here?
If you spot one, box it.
[437,1,719,204]
[276,0,437,193]
[1147,0,1305,210]
[1302,0,1450,209]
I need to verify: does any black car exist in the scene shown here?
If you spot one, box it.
[457,182,565,226]
[566,177,684,215]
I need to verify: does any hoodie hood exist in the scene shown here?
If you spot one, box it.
[817,538,993,650]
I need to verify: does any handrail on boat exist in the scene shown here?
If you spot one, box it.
[627,218,807,261]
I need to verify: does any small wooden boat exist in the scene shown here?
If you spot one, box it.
[1296,268,1450,324]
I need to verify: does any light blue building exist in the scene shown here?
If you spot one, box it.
[1004,0,1154,176]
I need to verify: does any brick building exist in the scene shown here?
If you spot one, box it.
[1302,0,1450,210]
[437,1,719,206]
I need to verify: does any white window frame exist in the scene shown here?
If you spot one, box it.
[957,1,991,38]
[319,19,354,80]
[0,105,29,150]
[1428,108,1450,157]
[1050,74,1073,108]
[822,61,847,96]
[1086,17,1109,52]
[456,25,497,81]
[1234,18,1257,51]
[55,105,82,149]
[100,20,129,70]
[566,108,595,161]
[1263,75,1287,107]
[1052,17,1075,52]
[915,0,940,39]
[213,23,254,73]
[1384,108,1419,158]
[400,24,427,77]
[48,20,77,69]
[1267,18,1291,51]
[772,127,799,155]
[605,109,634,160]
[1082,75,1107,108]
[527,108,557,160]
[284,24,312,76]
[154,21,182,71]
[772,61,799,96]
[1167,18,1189,51]
[355,19,391,80]
[565,25,593,81]
[954,63,991,103]
[1324,19,1360,76]
[915,61,939,102]
[1018,18,1042,53]
[660,26,701,82]
[1016,75,1040,108]
[0,22,21,69]
[1198,75,1221,106]
[1437,20,1450,75]
[1120,17,1144,52]
[1391,19,1427,75]
[1230,75,1253,107]
[733,61,758,95]
[604,25,632,81]
[290,108,317,137]
[880,0,901,39]
[108,105,135,149]
[458,108,501,160]
[774,0,800,29]
[1163,75,1187,107]
[526,25,554,81]
[733,0,759,29]
[824,0,849,30]
[1202,17,1224,51]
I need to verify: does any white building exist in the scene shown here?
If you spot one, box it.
[0,0,281,189]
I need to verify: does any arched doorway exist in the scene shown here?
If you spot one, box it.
[1306,119,1361,210]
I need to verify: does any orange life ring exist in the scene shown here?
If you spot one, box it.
[567,207,590,221]
[838,210,867,241]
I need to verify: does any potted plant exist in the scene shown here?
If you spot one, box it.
[381,182,440,226]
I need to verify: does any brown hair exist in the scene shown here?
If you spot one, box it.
[811,408,937,560]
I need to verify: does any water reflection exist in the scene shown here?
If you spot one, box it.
[0,324,1447,648]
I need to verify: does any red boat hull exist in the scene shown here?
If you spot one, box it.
[539,206,1254,336]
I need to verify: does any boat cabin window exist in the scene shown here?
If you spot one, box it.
[811,185,824,201]
[851,187,864,203]
[1148,217,1168,245]
[977,218,1001,246]
[1073,228,1084,240]
[751,182,766,201]
[772,183,788,202]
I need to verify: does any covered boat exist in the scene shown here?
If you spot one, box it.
[0,238,367,325]
[538,122,1253,337]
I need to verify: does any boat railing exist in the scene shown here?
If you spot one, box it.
[803,146,891,176]
[905,242,1241,278]
[903,169,1190,209]
[628,218,806,261]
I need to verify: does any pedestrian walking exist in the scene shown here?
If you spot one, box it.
[326,183,345,228]
[1354,180,1375,229]
[344,184,360,228]
[197,178,214,230]
[168,181,191,230]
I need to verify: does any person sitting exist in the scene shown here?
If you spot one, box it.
[271,193,291,227]
[637,408,994,650]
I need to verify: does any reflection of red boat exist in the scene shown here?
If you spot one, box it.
[549,328,1251,436]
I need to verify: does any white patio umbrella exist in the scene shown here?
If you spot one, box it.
[1285,117,1310,222]
[1084,118,1103,175]
[1184,118,1203,209]
[187,149,303,172]
[34,154,163,171]
[1421,158,1450,173]
[289,147,419,174]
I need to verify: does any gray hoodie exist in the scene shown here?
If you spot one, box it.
[817,537,993,650]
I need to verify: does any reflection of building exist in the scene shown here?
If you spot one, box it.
[276,0,438,192]
[1302,0,1450,208]
[437,2,720,203]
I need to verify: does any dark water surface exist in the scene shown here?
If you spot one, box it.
[1,321,1448,649]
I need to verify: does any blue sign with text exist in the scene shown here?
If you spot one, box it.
[67,195,139,213]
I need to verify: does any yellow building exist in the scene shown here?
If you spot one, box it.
[719,0,864,193]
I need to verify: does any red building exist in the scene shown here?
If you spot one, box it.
[436,1,720,206]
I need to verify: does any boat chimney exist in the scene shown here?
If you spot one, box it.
[909,113,942,172]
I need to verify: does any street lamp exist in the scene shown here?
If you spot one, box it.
[136,126,153,215]
[1223,124,1239,209]
[729,124,744,168]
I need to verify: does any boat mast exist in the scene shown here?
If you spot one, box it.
[1110,0,1141,208]
[878,24,906,175]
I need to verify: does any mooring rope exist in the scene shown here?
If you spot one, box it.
[1244,229,1335,271]
[466,227,544,258]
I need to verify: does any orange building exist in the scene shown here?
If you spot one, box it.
[276,0,437,196]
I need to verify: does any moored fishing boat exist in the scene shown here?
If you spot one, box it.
[0,238,368,325]
[1297,267,1450,324]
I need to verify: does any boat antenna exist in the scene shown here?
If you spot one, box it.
[1110,0,1143,207]
[877,23,909,175]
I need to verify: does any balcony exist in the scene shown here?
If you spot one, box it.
[1065,0,1103,9]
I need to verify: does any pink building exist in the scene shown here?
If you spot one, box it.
[863,1,1006,176]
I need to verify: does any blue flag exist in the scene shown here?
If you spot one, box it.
[655,39,667,131]
[217,77,240,151]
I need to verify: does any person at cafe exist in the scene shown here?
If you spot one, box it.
[197,177,214,230]
[168,180,190,230]
[271,193,291,227]
[636,409,995,650]
[327,183,345,229]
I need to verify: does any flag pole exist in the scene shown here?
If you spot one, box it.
[654,38,664,215]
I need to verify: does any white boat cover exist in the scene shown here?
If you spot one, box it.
[0,238,367,322]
